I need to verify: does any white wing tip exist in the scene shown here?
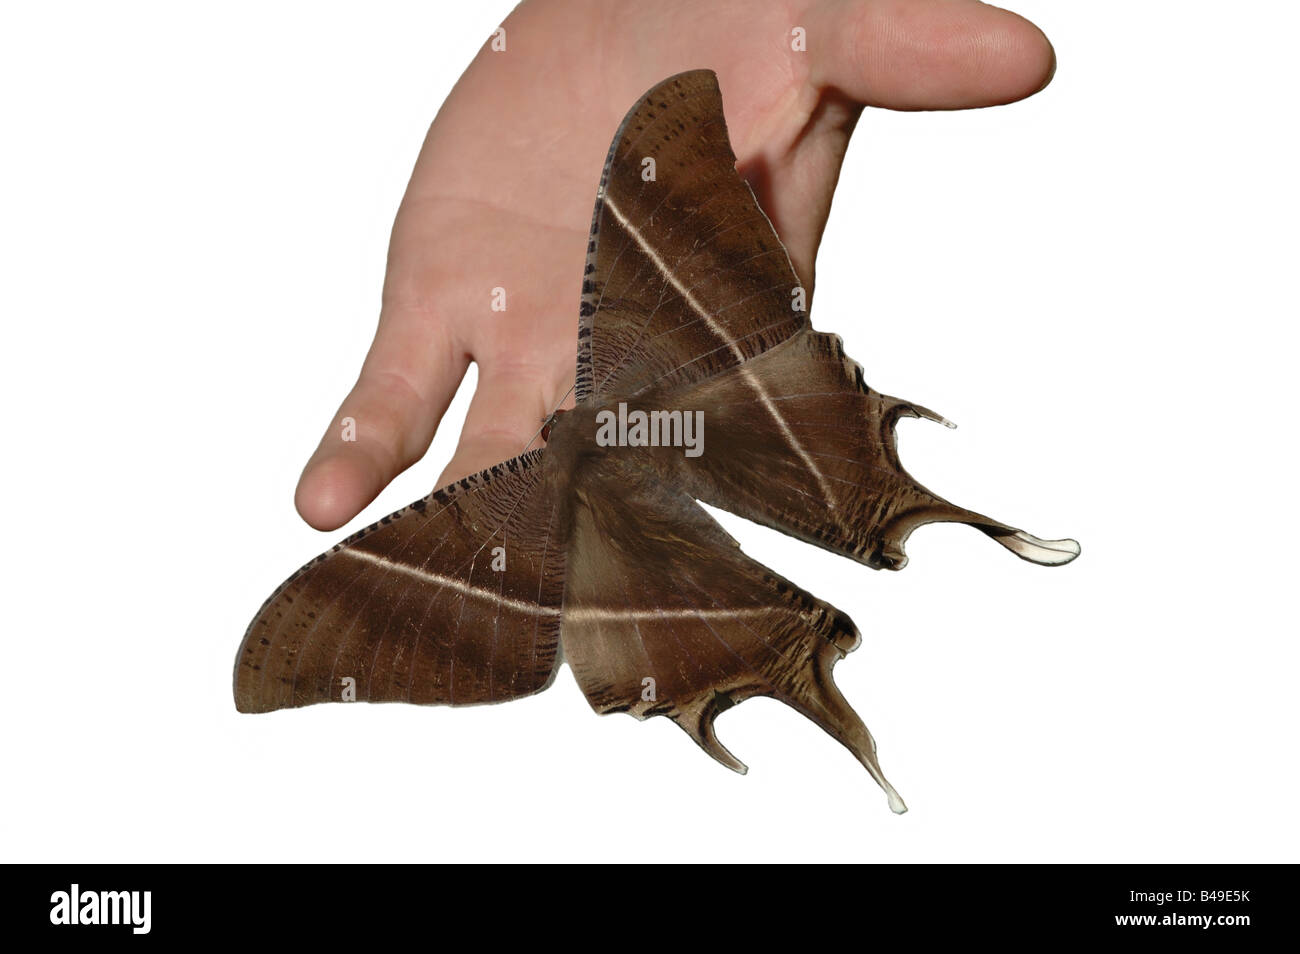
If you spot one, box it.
[886,785,909,815]
[1000,530,1081,566]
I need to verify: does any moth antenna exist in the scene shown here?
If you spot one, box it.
[673,694,748,775]
[520,419,549,454]
[776,640,908,814]
[522,384,579,453]
[548,383,577,417]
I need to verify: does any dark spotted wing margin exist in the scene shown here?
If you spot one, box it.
[576,69,807,404]
[234,450,564,713]
[560,460,907,813]
[648,329,1081,571]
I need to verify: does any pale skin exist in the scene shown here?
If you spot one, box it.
[295,0,1056,531]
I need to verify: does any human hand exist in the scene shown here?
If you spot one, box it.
[294,0,1055,531]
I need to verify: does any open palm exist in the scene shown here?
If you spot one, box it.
[295,0,1054,531]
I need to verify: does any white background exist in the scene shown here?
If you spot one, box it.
[1,1,1295,862]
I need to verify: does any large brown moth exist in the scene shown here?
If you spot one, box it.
[234,69,1079,813]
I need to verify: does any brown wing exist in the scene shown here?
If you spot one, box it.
[234,450,564,713]
[576,69,806,403]
[642,330,1080,570]
[560,457,907,813]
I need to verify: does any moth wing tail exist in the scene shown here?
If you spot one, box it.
[776,639,909,814]
[878,397,1081,569]
[672,695,749,775]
